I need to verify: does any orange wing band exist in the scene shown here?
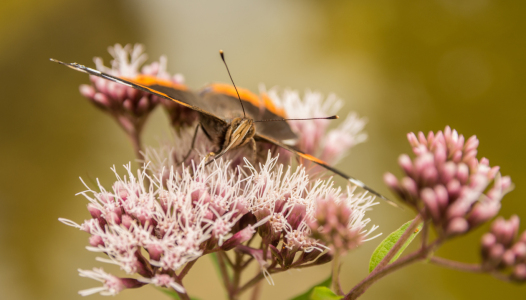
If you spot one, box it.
[210,83,286,118]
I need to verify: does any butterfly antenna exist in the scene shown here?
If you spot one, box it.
[255,115,339,122]
[219,50,246,118]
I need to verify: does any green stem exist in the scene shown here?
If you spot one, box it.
[331,251,343,295]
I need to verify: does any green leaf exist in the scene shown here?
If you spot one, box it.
[156,287,180,299]
[310,287,343,300]
[289,276,332,300]
[369,219,423,273]
[156,287,201,300]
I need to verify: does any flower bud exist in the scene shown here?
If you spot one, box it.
[89,235,105,247]
[512,264,526,282]
[221,226,256,251]
[446,218,468,236]
[147,244,164,262]
[88,204,102,219]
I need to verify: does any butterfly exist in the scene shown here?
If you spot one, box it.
[50,51,397,207]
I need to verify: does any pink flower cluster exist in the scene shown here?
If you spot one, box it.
[308,188,380,254]
[60,153,378,296]
[384,126,513,237]
[79,44,196,136]
[481,215,526,282]
[262,86,368,166]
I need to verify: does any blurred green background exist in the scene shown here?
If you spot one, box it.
[1,0,525,299]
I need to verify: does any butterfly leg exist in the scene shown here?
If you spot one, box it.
[249,138,257,163]
[180,123,202,165]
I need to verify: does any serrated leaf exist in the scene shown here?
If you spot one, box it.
[309,287,343,300]
[369,219,423,273]
[289,276,332,300]
[156,287,201,300]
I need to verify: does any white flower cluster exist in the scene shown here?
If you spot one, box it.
[61,153,378,296]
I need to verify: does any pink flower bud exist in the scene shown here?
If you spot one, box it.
[383,172,400,191]
[440,162,457,184]
[513,264,526,281]
[398,154,413,176]
[488,244,505,263]
[286,203,307,230]
[456,163,469,185]
[468,202,500,228]
[89,235,104,247]
[421,167,438,186]
[502,250,516,267]
[422,188,440,222]
[407,132,419,147]
[512,242,526,260]
[482,233,496,249]
[434,146,447,165]
[434,185,449,211]
[120,277,146,289]
[446,179,461,200]
[221,226,256,251]
[93,93,110,107]
[313,252,333,265]
[464,135,479,153]
[99,192,115,203]
[520,231,526,244]
[123,99,134,112]
[446,218,469,236]
[147,244,164,261]
[106,212,121,225]
[418,131,427,145]
[79,84,96,98]
[481,233,496,259]
[121,215,134,229]
[88,204,102,219]
[137,96,150,114]
[401,177,418,199]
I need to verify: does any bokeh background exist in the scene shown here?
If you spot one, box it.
[1,0,526,299]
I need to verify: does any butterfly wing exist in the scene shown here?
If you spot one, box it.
[50,59,227,126]
[255,133,399,207]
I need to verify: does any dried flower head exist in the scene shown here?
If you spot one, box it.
[384,126,513,237]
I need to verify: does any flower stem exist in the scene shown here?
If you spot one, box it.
[345,248,427,299]
[216,252,233,298]
[331,251,343,295]
[173,276,191,300]
[249,272,263,300]
[429,257,484,273]
[125,123,145,162]
[178,259,198,279]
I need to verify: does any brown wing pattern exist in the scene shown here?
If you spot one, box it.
[254,133,399,207]
[50,59,227,126]
[201,83,297,141]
